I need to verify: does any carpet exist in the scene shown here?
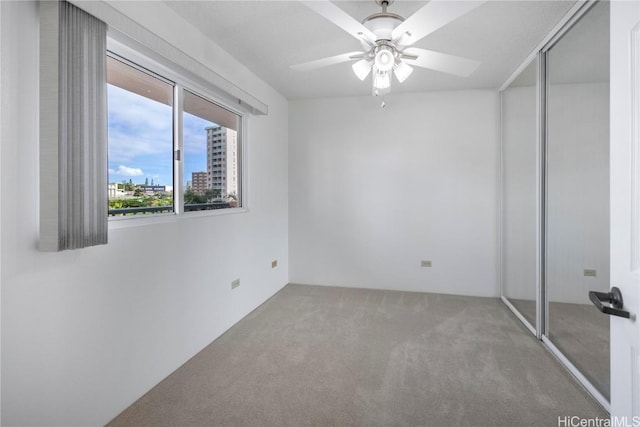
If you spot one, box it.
[109,284,606,426]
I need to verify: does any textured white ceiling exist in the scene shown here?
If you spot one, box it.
[165,0,578,100]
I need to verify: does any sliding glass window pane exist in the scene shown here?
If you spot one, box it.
[546,0,610,400]
[183,90,241,211]
[106,56,174,217]
[501,59,538,329]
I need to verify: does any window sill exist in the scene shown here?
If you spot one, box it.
[108,207,248,230]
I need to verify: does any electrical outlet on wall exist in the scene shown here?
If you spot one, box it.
[421,260,432,267]
[584,269,597,277]
[231,279,240,289]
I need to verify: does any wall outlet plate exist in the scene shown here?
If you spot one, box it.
[271,259,278,268]
[584,269,597,277]
[231,279,240,289]
[421,260,432,267]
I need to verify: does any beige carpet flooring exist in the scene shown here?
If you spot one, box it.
[109,284,607,426]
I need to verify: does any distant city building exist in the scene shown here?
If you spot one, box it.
[108,183,127,198]
[139,185,166,194]
[206,126,238,199]
[191,171,208,195]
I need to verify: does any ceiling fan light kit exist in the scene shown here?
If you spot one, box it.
[293,0,485,99]
[352,58,373,81]
[373,45,395,72]
[393,61,413,83]
[373,68,391,90]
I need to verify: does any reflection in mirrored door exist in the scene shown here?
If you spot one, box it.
[546,0,610,401]
[501,59,538,331]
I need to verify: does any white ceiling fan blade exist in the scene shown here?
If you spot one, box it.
[299,0,377,45]
[291,51,364,72]
[392,1,486,47]
[402,48,480,77]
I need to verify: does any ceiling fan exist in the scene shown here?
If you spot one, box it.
[291,0,486,96]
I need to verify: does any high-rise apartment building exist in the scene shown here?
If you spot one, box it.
[191,171,208,195]
[206,126,238,199]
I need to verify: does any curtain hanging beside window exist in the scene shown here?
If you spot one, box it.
[40,1,108,251]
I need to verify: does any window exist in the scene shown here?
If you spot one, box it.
[106,53,243,219]
[107,56,174,216]
[183,90,241,211]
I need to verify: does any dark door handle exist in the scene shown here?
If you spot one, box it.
[589,287,630,318]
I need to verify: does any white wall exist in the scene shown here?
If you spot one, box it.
[0,2,288,425]
[289,91,500,297]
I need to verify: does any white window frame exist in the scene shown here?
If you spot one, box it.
[106,37,248,229]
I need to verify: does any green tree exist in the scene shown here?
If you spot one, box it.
[184,189,206,204]
[121,198,145,208]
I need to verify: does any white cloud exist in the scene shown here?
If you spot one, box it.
[183,112,211,155]
[107,84,173,163]
[110,165,143,177]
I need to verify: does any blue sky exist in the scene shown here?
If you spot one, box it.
[108,84,216,188]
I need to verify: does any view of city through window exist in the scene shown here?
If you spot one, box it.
[107,82,174,215]
[107,56,240,217]
[183,89,240,210]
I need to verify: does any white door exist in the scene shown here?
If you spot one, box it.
[610,0,640,419]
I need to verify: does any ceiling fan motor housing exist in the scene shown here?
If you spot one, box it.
[362,12,404,42]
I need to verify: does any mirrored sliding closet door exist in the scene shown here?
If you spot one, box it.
[545,0,610,402]
[500,0,611,409]
[501,59,538,332]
